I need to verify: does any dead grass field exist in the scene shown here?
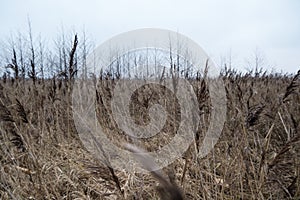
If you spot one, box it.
[0,68,299,199]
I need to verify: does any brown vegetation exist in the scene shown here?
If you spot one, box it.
[0,33,299,199]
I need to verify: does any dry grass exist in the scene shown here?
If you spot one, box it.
[0,68,299,199]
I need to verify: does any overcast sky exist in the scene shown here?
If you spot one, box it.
[1,0,299,73]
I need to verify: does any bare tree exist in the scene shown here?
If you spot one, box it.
[245,47,266,76]
[27,17,37,85]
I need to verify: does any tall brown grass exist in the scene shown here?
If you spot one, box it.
[0,31,299,199]
[0,68,299,199]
